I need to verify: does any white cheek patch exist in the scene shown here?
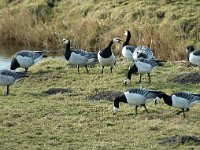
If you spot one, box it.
[124,31,128,36]
[113,107,118,114]
[124,79,131,85]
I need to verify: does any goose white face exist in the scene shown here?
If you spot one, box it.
[124,31,128,36]
[124,78,131,86]
[62,38,69,45]
[113,106,118,114]
[113,37,121,43]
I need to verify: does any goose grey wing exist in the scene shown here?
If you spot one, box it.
[128,87,148,96]
[136,58,158,67]
[146,90,163,99]
[125,46,136,53]
[0,69,26,79]
[73,49,97,59]
[15,50,43,60]
[134,46,154,59]
[174,92,200,102]
[192,50,200,56]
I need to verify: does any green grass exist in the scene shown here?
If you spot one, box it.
[0,58,200,149]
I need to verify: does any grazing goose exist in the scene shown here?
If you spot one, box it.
[121,30,136,61]
[10,50,46,72]
[132,46,154,61]
[124,58,164,85]
[61,38,97,73]
[186,45,200,66]
[113,87,163,115]
[157,92,200,117]
[0,69,27,95]
[98,37,121,73]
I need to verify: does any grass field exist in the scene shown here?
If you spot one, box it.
[0,57,200,149]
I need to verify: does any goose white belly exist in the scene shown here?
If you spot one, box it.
[0,74,15,86]
[98,53,115,66]
[124,91,146,105]
[16,55,34,68]
[122,47,133,61]
[136,62,152,73]
[68,53,87,66]
[172,95,190,108]
[189,54,200,66]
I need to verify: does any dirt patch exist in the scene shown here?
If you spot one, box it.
[158,135,200,145]
[171,73,200,84]
[44,88,72,95]
[86,90,122,101]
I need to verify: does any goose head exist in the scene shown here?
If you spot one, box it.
[124,30,130,37]
[61,38,70,45]
[112,37,121,44]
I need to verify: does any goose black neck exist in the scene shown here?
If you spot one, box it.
[186,51,190,61]
[123,31,131,47]
[10,58,20,70]
[114,94,127,108]
[107,40,114,50]
[64,42,71,60]
[99,40,114,58]
[160,93,172,106]
[127,64,137,80]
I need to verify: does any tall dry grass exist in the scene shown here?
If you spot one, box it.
[0,9,58,49]
[0,7,186,60]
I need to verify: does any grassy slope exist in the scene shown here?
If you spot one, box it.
[0,58,200,149]
[0,0,199,60]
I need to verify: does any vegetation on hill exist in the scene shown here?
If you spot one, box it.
[0,0,199,60]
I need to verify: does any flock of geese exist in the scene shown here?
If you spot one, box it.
[0,30,200,117]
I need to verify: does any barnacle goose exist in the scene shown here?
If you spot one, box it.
[132,46,154,61]
[186,45,200,66]
[156,91,200,117]
[113,87,163,115]
[121,30,136,61]
[61,38,97,73]
[98,37,121,73]
[0,69,27,95]
[10,50,46,72]
[124,58,164,85]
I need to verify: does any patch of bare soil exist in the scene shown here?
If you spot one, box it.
[158,135,200,145]
[171,73,200,84]
[86,90,122,101]
[44,88,72,95]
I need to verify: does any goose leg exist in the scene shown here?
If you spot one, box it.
[147,73,151,83]
[182,109,186,118]
[77,65,80,74]
[3,86,9,96]
[110,66,113,73]
[101,66,104,74]
[135,105,138,116]
[25,68,28,73]
[142,104,148,113]
[138,74,142,83]
[176,110,183,115]
[182,108,189,118]
[85,65,89,73]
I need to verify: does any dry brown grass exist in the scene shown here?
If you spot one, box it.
[0,0,198,60]
[0,9,58,49]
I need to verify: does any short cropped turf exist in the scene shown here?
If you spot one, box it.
[0,58,200,149]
